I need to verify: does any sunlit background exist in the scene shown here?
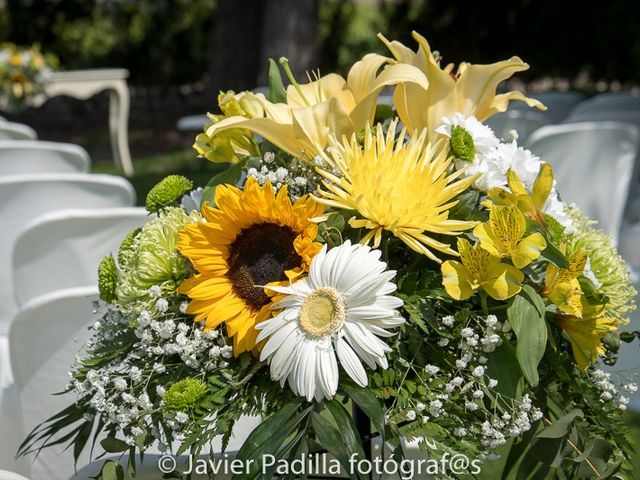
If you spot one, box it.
[1,0,640,477]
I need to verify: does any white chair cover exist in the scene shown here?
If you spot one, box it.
[0,470,30,480]
[569,92,640,117]
[509,91,584,123]
[484,110,549,143]
[0,123,37,141]
[0,174,135,336]
[527,122,639,245]
[12,208,149,307]
[7,286,262,479]
[0,140,90,175]
[176,114,209,132]
[7,287,99,480]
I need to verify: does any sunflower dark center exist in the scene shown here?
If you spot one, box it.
[226,223,301,311]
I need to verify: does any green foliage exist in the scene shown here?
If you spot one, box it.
[507,285,548,387]
[1,0,215,86]
[117,227,141,268]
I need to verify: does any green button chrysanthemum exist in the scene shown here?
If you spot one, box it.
[145,175,193,213]
[450,125,476,163]
[118,227,141,268]
[98,253,118,303]
[163,378,208,413]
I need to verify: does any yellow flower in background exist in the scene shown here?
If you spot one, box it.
[488,163,554,226]
[441,238,524,301]
[314,120,477,262]
[556,302,618,370]
[473,203,546,268]
[201,55,428,161]
[177,177,324,355]
[543,248,587,317]
[379,31,545,137]
[194,90,262,163]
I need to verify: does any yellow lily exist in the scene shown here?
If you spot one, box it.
[473,203,546,268]
[201,55,428,161]
[488,163,554,226]
[442,238,524,301]
[194,90,262,163]
[379,31,545,137]
[542,248,588,317]
[556,302,618,370]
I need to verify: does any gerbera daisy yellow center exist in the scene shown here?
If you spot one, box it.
[226,223,302,311]
[299,287,345,337]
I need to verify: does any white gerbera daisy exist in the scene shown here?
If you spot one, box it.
[255,241,404,401]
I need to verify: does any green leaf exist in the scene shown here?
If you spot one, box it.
[267,58,286,103]
[73,421,94,464]
[539,238,569,268]
[234,401,310,479]
[310,412,360,480]
[201,159,247,206]
[341,383,385,440]
[507,285,548,387]
[485,341,523,399]
[326,400,366,462]
[100,437,129,453]
[535,410,583,439]
[97,460,124,480]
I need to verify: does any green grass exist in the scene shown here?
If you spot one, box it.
[91,148,226,206]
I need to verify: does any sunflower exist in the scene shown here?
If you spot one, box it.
[177,178,324,355]
[314,120,478,262]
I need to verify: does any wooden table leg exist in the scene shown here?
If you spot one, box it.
[108,80,134,177]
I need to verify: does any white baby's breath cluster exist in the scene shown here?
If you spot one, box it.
[246,151,317,200]
[69,291,229,447]
[395,314,541,456]
[590,369,636,411]
[436,113,573,231]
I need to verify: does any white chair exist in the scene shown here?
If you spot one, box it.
[6,287,99,479]
[0,174,135,336]
[0,122,37,141]
[0,470,30,480]
[509,91,584,123]
[569,92,640,117]
[12,208,149,307]
[176,114,209,132]
[485,109,549,143]
[0,140,90,175]
[7,286,262,479]
[527,122,640,245]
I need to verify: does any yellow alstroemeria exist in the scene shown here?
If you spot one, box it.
[542,248,588,317]
[379,31,545,137]
[488,163,554,226]
[442,238,524,301]
[194,90,262,163]
[202,55,429,161]
[473,203,547,268]
[556,302,618,370]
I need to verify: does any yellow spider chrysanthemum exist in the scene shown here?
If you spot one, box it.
[177,178,324,355]
[314,120,478,262]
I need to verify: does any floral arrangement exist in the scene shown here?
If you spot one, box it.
[21,32,638,479]
[0,42,58,113]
